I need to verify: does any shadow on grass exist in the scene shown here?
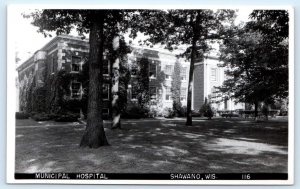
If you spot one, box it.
[15,118,288,173]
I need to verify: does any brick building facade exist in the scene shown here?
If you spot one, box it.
[17,35,244,116]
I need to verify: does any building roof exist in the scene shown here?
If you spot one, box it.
[16,35,89,71]
[17,34,220,72]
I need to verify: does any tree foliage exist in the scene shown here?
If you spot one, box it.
[171,59,182,115]
[217,10,289,113]
[135,9,236,125]
[135,57,150,108]
[25,9,143,148]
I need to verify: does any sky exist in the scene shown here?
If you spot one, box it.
[11,8,252,66]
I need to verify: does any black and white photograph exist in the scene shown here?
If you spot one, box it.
[6,5,294,184]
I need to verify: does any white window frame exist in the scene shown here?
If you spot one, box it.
[70,81,82,99]
[165,65,173,80]
[131,64,138,78]
[103,84,109,101]
[130,85,138,101]
[180,67,187,81]
[71,56,82,73]
[211,87,217,99]
[211,68,217,82]
[103,59,110,76]
[165,87,172,101]
[180,87,187,101]
[149,60,157,79]
[150,86,157,101]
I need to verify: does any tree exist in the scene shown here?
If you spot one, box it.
[109,35,131,129]
[136,10,236,125]
[80,11,109,147]
[249,10,289,100]
[136,57,150,109]
[217,26,264,116]
[110,36,121,129]
[171,58,182,116]
[26,9,138,147]
[217,10,289,117]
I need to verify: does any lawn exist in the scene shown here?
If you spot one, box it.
[15,117,288,173]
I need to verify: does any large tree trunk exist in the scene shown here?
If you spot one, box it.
[186,11,201,126]
[186,37,197,126]
[111,36,121,129]
[80,11,109,148]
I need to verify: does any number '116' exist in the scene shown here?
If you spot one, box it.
[242,174,251,180]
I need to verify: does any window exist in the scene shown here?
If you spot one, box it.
[103,84,109,100]
[50,55,56,73]
[149,61,157,78]
[131,89,138,100]
[71,81,81,99]
[102,108,109,115]
[131,64,138,76]
[180,88,187,101]
[211,68,217,81]
[150,87,157,100]
[165,87,171,100]
[131,80,138,100]
[180,67,187,80]
[211,87,217,99]
[103,59,109,75]
[71,56,81,72]
[131,58,141,76]
[165,65,173,79]
[52,56,56,73]
[224,96,228,110]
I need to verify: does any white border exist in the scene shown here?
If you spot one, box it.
[7,4,294,185]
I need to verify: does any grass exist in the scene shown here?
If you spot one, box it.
[16,118,83,127]
[15,117,288,173]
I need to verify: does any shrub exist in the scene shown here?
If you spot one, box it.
[279,110,288,116]
[221,113,239,118]
[32,112,52,121]
[199,103,214,119]
[162,107,175,118]
[121,105,149,119]
[261,105,269,118]
[48,113,59,120]
[191,110,201,117]
[15,112,30,119]
[148,106,158,118]
[29,111,37,117]
[172,101,181,116]
[172,101,187,117]
[54,112,79,122]
[178,106,187,117]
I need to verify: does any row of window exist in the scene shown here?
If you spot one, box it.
[71,82,109,99]
[165,87,187,101]
[132,86,187,101]
[71,56,108,73]
[57,56,218,83]
[154,65,187,80]
[131,86,187,101]
[71,81,187,101]
[70,56,188,80]
[152,64,217,82]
